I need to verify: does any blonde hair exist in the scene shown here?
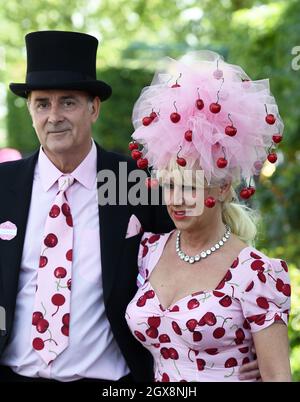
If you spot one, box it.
[157,158,259,246]
[221,186,259,246]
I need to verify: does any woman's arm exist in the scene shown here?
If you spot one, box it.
[252,322,292,382]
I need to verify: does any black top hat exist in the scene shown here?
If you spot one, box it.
[9,30,112,101]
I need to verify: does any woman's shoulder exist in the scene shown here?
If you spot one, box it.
[236,245,288,272]
[139,230,173,257]
[232,245,290,294]
[137,231,174,287]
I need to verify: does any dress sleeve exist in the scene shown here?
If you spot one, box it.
[136,232,163,288]
[239,257,291,333]
[136,232,152,287]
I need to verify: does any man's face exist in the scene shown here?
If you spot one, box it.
[28,89,100,156]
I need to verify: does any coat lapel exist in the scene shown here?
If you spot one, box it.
[96,145,130,304]
[0,152,38,325]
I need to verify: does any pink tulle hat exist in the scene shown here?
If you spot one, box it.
[129,50,284,200]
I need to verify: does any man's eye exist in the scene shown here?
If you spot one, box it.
[37,103,48,109]
[64,100,75,107]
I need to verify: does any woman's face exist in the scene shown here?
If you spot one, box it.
[162,170,224,232]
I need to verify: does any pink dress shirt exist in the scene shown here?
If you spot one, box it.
[0,141,129,381]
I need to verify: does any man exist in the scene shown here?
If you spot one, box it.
[0,31,259,382]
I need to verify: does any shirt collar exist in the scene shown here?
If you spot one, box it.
[38,140,97,192]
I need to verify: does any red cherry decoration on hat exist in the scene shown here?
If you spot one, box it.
[170,113,181,123]
[204,196,216,208]
[264,104,276,125]
[131,150,142,160]
[171,73,182,88]
[239,188,251,199]
[225,126,237,136]
[176,145,186,167]
[196,99,204,110]
[170,101,181,123]
[213,69,223,79]
[129,141,139,151]
[177,158,186,167]
[248,186,256,196]
[137,158,148,169]
[272,134,282,144]
[184,130,193,142]
[196,88,204,110]
[267,152,277,163]
[210,78,224,114]
[217,157,228,168]
[225,114,237,136]
[209,102,221,113]
[213,59,223,80]
[266,114,276,124]
[142,116,153,126]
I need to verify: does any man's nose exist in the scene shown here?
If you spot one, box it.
[47,104,64,124]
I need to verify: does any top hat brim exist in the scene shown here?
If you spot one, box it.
[9,80,112,101]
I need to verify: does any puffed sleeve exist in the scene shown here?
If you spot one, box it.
[239,256,290,332]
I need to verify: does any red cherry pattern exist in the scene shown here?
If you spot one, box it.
[49,205,60,218]
[32,179,74,364]
[39,256,48,268]
[126,234,290,381]
[44,233,58,248]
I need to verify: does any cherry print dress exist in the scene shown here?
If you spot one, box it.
[125,231,291,382]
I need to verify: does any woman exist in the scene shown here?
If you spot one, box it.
[125,51,291,382]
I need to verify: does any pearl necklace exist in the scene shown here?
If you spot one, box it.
[176,225,231,264]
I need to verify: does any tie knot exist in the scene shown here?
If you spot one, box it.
[58,175,74,192]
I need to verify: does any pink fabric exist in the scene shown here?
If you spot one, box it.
[126,214,143,238]
[126,231,291,382]
[131,51,284,185]
[31,175,74,365]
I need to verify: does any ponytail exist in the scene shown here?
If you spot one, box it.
[222,186,259,246]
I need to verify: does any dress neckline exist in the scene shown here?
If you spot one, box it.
[147,230,253,311]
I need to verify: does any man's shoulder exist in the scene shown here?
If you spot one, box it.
[98,146,137,172]
[0,152,38,181]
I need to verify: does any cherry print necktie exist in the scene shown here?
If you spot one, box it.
[31,175,74,365]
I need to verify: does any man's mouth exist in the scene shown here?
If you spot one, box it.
[48,129,70,134]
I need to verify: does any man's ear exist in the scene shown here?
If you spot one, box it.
[90,96,101,122]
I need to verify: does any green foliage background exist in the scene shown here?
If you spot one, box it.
[0,0,299,380]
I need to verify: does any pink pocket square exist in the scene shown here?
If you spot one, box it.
[126,214,142,239]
